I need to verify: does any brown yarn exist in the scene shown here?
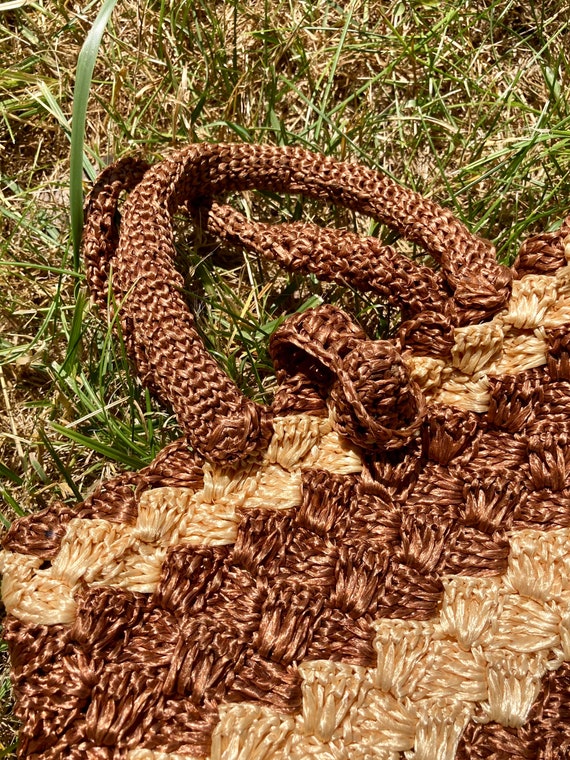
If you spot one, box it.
[398,310,456,357]
[4,143,570,760]
[330,340,426,450]
[270,304,426,449]
[82,156,151,312]
[456,662,570,759]
[82,145,511,463]
[2,501,76,559]
[547,324,570,380]
[4,437,204,558]
[513,215,570,278]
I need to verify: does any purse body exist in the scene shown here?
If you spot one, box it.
[3,144,570,759]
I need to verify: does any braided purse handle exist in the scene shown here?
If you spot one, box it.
[83,143,512,464]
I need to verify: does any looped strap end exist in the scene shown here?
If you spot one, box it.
[194,405,274,465]
[270,305,426,451]
[330,341,426,451]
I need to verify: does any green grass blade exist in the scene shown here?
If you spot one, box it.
[313,2,354,142]
[0,462,23,486]
[69,0,119,269]
[37,429,83,501]
[61,289,87,374]
[50,422,143,470]
[0,488,25,523]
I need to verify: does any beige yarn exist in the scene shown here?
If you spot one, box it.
[407,269,570,412]
[122,527,570,760]
[6,146,570,760]
[0,415,362,624]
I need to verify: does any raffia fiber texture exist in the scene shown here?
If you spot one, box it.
[3,144,570,759]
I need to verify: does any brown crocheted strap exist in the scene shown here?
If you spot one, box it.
[197,200,512,324]
[194,201,451,316]
[269,305,427,450]
[82,143,511,463]
[167,144,511,317]
[83,156,151,311]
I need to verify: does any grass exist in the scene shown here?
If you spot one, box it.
[1,0,570,753]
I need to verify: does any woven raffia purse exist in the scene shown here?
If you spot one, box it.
[4,143,570,760]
